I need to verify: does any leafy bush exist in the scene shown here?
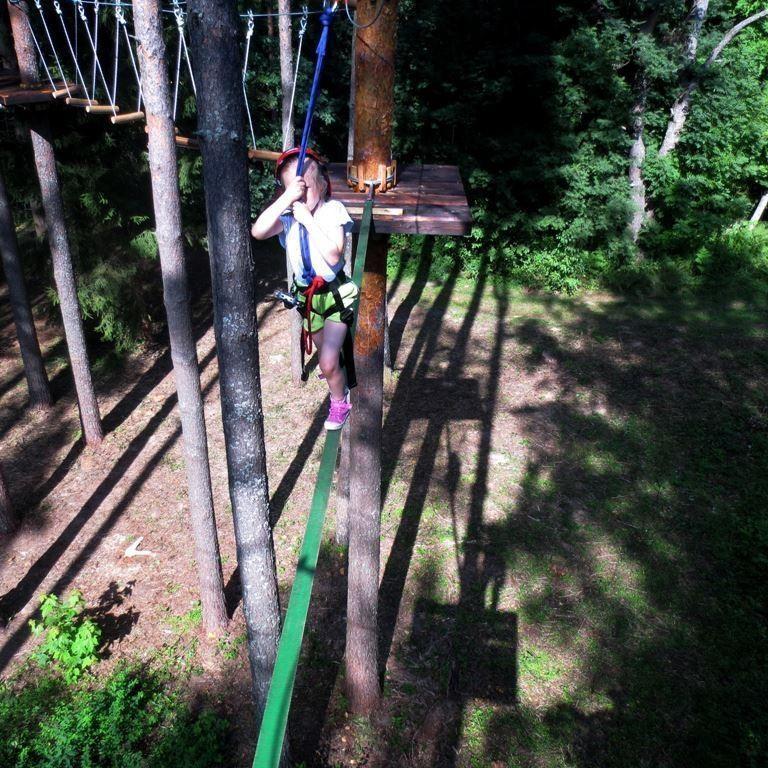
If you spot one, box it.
[0,664,229,768]
[29,591,101,684]
[694,223,768,286]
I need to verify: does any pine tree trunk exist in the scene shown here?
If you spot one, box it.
[347,15,356,162]
[0,1,15,71]
[347,234,386,715]
[346,0,399,716]
[0,167,52,409]
[133,0,228,637]
[187,0,282,724]
[7,0,103,446]
[277,0,293,150]
[0,462,17,534]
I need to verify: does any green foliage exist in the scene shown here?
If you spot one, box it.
[695,222,768,289]
[0,663,228,768]
[29,592,101,684]
[5,0,768,358]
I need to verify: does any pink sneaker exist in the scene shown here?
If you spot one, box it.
[325,391,351,430]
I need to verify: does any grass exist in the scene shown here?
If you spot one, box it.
[372,280,768,768]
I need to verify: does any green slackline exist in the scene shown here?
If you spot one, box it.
[253,197,374,768]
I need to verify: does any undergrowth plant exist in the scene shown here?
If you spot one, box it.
[29,591,101,684]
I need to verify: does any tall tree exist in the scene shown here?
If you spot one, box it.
[186,0,282,718]
[7,0,103,445]
[0,167,51,409]
[132,0,228,636]
[659,6,768,157]
[627,9,660,243]
[0,462,16,534]
[346,0,399,716]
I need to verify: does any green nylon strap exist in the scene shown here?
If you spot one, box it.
[253,198,375,768]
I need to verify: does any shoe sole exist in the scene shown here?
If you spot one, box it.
[324,413,350,430]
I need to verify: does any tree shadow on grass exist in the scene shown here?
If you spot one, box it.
[387,237,433,369]
[378,256,487,682]
[85,580,140,659]
[411,293,768,767]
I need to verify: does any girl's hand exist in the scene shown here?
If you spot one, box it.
[292,201,314,228]
[284,176,307,204]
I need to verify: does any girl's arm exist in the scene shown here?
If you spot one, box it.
[292,202,345,265]
[251,177,306,240]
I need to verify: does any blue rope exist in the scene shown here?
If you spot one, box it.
[295,4,337,284]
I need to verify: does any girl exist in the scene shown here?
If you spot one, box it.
[251,148,357,430]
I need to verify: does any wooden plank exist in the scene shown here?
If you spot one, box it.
[326,162,471,236]
[346,205,404,216]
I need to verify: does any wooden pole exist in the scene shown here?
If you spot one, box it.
[186,0,283,735]
[345,0,398,716]
[7,0,103,446]
[132,0,228,637]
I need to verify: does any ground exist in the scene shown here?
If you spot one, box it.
[1,244,767,767]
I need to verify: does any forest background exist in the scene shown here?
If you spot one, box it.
[3,0,768,356]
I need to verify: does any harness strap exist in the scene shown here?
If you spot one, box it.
[301,275,327,355]
[293,272,357,389]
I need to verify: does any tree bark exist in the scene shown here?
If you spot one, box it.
[347,234,386,715]
[684,0,709,64]
[277,0,293,150]
[0,462,17,534]
[335,418,350,547]
[626,10,659,242]
[347,12,356,162]
[8,0,103,446]
[133,0,228,637]
[346,0,398,716]
[186,0,282,725]
[659,7,768,157]
[0,1,15,71]
[750,192,768,227]
[628,91,647,243]
[0,167,52,409]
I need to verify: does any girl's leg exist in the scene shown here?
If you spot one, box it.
[317,320,348,400]
[311,327,326,379]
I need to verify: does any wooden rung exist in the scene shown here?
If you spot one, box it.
[248,148,282,162]
[175,135,199,149]
[86,104,119,115]
[52,88,70,98]
[66,97,98,107]
[347,205,404,217]
[111,111,144,125]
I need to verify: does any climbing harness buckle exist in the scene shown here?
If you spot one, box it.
[273,289,300,309]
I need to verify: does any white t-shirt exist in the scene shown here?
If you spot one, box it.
[279,199,353,285]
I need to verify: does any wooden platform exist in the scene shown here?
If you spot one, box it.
[0,81,79,107]
[327,163,472,236]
